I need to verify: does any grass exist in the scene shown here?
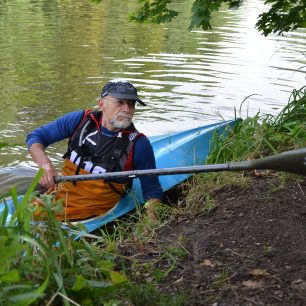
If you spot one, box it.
[0,180,185,305]
[207,86,306,163]
[211,271,229,289]
[0,86,305,305]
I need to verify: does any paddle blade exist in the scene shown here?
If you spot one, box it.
[0,167,37,196]
[249,148,306,175]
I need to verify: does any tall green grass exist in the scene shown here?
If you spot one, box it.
[207,86,306,163]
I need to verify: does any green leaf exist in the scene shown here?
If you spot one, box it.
[130,0,306,36]
[0,269,20,282]
[98,260,115,272]
[86,279,112,288]
[0,236,27,266]
[0,201,9,226]
[10,168,44,231]
[110,271,127,285]
[256,1,306,36]
[130,0,178,24]
[72,275,87,291]
[9,292,45,304]
[53,218,73,266]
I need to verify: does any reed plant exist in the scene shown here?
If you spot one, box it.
[207,86,306,163]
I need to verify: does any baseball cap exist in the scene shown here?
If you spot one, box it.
[101,79,146,106]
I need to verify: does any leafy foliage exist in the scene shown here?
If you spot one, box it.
[129,0,178,24]
[256,0,306,36]
[93,0,306,35]
[188,0,242,31]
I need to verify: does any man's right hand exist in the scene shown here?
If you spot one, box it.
[39,160,57,188]
[28,143,57,189]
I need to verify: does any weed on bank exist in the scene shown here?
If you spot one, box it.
[208,85,306,162]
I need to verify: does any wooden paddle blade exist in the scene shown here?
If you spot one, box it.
[249,148,306,175]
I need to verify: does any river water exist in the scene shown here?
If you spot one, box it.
[0,0,305,167]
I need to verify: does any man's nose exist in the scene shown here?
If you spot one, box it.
[121,103,130,111]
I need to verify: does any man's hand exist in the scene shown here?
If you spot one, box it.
[28,143,57,189]
[144,199,163,223]
[39,160,57,188]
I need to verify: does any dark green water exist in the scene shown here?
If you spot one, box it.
[0,0,305,166]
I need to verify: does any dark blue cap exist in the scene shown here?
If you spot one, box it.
[101,80,146,106]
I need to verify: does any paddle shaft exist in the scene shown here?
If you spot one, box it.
[54,148,306,183]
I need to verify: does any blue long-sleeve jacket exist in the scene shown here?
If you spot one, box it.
[26,110,163,201]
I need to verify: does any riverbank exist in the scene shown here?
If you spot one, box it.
[122,173,306,305]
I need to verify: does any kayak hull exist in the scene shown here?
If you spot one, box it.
[1,120,238,232]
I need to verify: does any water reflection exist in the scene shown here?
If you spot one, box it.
[0,0,305,166]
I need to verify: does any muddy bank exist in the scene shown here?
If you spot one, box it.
[128,176,306,305]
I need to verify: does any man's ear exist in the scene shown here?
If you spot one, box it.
[98,98,104,111]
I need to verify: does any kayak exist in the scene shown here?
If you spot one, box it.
[0,120,238,232]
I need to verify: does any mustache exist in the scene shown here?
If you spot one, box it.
[116,113,132,120]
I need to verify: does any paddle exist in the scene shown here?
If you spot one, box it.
[54,147,306,183]
[0,166,37,196]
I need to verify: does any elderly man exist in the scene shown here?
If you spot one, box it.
[26,80,163,220]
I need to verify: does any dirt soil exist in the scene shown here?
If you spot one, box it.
[127,176,306,305]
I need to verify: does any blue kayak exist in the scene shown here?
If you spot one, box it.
[0,120,238,232]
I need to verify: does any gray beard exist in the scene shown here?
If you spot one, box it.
[110,117,132,129]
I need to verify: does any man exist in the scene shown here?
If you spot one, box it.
[26,79,163,220]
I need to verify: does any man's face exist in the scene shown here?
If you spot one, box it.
[98,95,136,131]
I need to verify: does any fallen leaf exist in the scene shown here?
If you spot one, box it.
[273,290,283,298]
[291,279,306,291]
[254,169,263,177]
[173,276,184,284]
[242,280,264,289]
[248,269,270,277]
[200,259,216,267]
